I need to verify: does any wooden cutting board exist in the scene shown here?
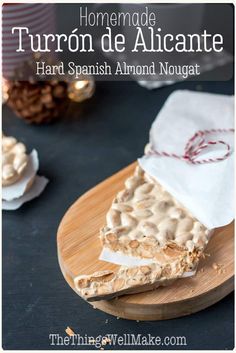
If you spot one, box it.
[57,162,234,321]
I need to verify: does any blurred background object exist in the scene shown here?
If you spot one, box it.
[67,77,95,103]
[2,2,96,124]
[121,3,205,65]
[5,55,69,124]
[2,78,10,103]
[7,78,68,124]
[2,3,57,79]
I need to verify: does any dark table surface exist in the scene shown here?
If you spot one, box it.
[3,78,234,350]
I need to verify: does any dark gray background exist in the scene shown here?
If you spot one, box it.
[2,3,234,350]
[2,78,234,350]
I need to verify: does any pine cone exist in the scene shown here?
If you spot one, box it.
[6,79,68,124]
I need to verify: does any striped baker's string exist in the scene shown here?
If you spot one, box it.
[147,128,234,164]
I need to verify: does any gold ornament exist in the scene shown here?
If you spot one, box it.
[67,77,95,103]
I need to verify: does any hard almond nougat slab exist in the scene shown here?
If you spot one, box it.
[100,165,210,259]
[74,252,203,301]
[74,165,211,301]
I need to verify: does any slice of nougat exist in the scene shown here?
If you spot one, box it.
[74,248,203,301]
[74,165,211,302]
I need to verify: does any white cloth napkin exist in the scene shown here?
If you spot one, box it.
[139,90,234,229]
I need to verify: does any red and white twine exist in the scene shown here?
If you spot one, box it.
[148,128,234,165]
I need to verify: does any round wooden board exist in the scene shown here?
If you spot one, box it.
[57,162,234,321]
